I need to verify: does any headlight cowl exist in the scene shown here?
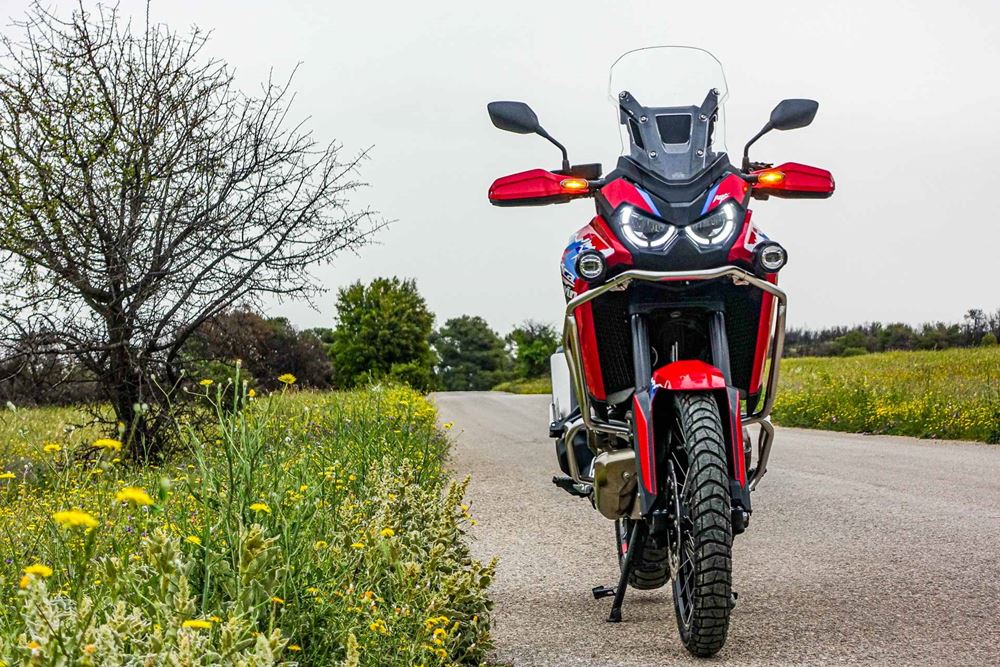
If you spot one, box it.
[685,201,742,248]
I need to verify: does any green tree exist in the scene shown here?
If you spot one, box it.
[330,278,435,390]
[981,332,998,347]
[506,320,559,379]
[433,316,512,391]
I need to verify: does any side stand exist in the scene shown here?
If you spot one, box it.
[593,520,646,623]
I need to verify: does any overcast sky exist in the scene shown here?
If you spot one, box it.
[4,0,999,333]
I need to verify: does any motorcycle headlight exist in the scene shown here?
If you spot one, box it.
[685,201,741,247]
[615,205,678,250]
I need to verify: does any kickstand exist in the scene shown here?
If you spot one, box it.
[607,520,645,623]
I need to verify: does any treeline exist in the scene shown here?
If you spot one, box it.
[786,309,1000,357]
[0,277,558,405]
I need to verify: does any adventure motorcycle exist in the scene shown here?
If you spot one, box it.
[486,46,834,656]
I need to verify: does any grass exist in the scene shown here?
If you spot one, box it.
[491,348,1000,444]
[0,382,494,665]
[774,347,1000,443]
[491,377,551,395]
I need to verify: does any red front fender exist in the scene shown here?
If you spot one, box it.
[651,360,726,391]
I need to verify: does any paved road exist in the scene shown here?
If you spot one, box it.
[433,392,1000,667]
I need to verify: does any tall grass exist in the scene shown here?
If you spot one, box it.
[0,383,493,665]
[773,347,1000,443]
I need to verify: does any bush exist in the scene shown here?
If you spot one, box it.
[982,332,998,347]
[0,384,494,665]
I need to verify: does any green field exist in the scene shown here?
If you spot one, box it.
[493,348,1000,444]
[0,386,493,665]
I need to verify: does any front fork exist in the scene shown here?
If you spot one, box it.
[628,311,751,526]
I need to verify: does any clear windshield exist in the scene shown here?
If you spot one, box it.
[608,46,729,181]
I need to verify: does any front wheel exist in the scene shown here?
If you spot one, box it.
[669,392,733,657]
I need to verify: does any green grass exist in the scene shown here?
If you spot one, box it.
[491,377,551,395]
[773,347,1000,443]
[0,384,494,665]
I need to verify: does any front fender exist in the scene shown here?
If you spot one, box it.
[651,360,726,392]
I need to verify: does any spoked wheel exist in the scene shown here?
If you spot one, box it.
[615,517,669,590]
[667,392,733,657]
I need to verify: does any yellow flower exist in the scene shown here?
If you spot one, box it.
[23,564,53,578]
[115,487,154,506]
[433,628,447,641]
[379,527,395,538]
[248,388,257,397]
[313,540,328,550]
[277,373,297,385]
[271,596,284,605]
[434,648,447,659]
[249,502,271,514]
[0,472,14,480]
[92,438,122,451]
[369,619,388,634]
[443,421,455,429]
[182,619,212,630]
[199,378,214,387]
[26,641,41,650]
[185,535,202,546]
[52,510,99,529]
[82,644,96,655]
[43,443,61,453]
[18,575,30,589]
[350,542,365,550]
[288,644,302,652]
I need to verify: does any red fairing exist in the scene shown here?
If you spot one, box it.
[705,173,750,212]
[726,389,747,487]
[749,274,778,394]
[598,178,656,213]
[574,303,606,401]
[752,162,835,199]
[633,395,656,494]
[488,169,590,205]
[727,209,760,264]
[651,360,727,391]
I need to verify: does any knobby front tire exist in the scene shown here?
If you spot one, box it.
[671,392,733,657]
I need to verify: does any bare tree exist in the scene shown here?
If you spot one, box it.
[0,2,384,456]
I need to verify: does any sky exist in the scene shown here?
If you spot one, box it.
[3,0,999,334]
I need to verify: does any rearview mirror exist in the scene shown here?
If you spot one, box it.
[488,101,542,135]
[769,99,819,131]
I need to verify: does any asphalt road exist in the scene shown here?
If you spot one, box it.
[433,392,1000,667]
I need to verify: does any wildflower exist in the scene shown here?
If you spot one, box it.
[369,619,388,634]
[92,438,122,451]
[278,373,297,385]
[27,641,41,650]
[199,379,213,387]
[185,535,202,546]
[0,472,14,480]
[313,540,328,550]
[433,628,447,641]
[43,443,61,453]
[288,644,302,652]
[379,527,395,538]
[350,542,365,550]
[306,587,320,595]
[18,575,30,589]
[23,564,53,578]
[434,648,447,659]
[82,645,96,655]
[443,421,455,429]
[248,388,257,398]
[115,487,154,506]
[271,596,284,605]
[52,510,99,529]
[249,502,271,514]
[182,619,212,630]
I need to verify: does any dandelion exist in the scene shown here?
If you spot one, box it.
[199,378,214,387]
[271,596,284,605]
[434,648,447,659]
[443,421,455,429]
[350,542,365,550]
[249,502,271,514]
[23,564,53,578]
[288,644,302,652]
[278,373,297,385]
[379,527,395,538]
[115,487,154,506]
[248,388,257,398]
[52,509,99,529]
[369,619,388,634]
[182,619,212,630]
[185,535,202,546]
[92,438,122,451]
[433,628,447,641]
[0,472,14,480]
[313,540,328,550]
[43,443,61,453]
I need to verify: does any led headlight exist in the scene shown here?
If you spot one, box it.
[615,206,677,250]
[575,251,607,282]
[754,242,787,273]
[685,201,741,247]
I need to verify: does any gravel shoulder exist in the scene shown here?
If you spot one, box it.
[434,391,1000,667]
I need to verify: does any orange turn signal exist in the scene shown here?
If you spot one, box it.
[560,178,590,192]
[756,170,785,186]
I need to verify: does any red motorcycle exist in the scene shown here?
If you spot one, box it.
[486,46,834,656]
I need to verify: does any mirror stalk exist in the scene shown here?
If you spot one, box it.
[741,122,773,172]
[538,128,570,172]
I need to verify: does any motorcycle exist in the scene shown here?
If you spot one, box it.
[485,46,834,656]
